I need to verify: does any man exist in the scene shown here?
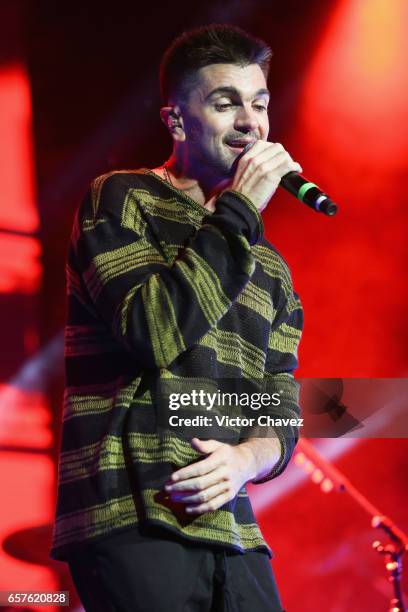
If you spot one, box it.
[51,24,303,612]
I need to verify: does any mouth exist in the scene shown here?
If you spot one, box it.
[225,140,256,152]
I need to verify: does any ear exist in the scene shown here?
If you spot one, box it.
[160,105,186,142]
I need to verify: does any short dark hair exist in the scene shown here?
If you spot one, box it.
[160,24,272,103]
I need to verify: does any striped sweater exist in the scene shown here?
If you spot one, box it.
[50,169,303,561]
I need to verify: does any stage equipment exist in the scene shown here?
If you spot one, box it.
[295,438,407,612]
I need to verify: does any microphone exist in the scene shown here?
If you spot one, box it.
[233,143,338,217]
[280,171,338,216]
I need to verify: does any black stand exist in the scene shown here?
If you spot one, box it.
[296,439,408,611]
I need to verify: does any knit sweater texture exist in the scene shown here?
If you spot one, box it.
[50,169,303,561]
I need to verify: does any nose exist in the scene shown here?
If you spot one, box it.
[234,104,260,133]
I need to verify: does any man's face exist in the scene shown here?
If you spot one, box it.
[178,63,270,178]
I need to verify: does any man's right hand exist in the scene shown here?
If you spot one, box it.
[228,141,302,213]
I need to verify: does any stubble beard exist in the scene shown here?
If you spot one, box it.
[194,143,237,181]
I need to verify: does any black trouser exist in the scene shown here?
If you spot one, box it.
[68,525,284,612]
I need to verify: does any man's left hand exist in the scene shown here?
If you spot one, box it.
[164,438,256,514]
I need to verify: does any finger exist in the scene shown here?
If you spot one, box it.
[171,481,231,504]
[238,141,281,167]
[243,144,300,176]
[191,437,223,454]
[271,156,303,177]
[231,139,267,182]
[169,451,223,483]
[248,140,283,159]
[236,144,287,183]
[233,139,270,181]
[166,465,227,492]
[185,490,232,514]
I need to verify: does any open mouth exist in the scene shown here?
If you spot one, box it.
[226,140,256,152]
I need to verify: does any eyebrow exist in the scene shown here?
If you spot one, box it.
[205,86,270,101]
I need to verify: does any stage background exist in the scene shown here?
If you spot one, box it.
[0,0,407,610]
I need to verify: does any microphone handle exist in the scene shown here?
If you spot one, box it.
[280,171,338,216]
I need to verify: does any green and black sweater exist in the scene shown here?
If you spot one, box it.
[50,169,303,561]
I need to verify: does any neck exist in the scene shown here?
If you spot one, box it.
[164,153,229,206]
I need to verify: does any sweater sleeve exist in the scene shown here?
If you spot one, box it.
[73,174,263,369]
[251,260,303,484]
